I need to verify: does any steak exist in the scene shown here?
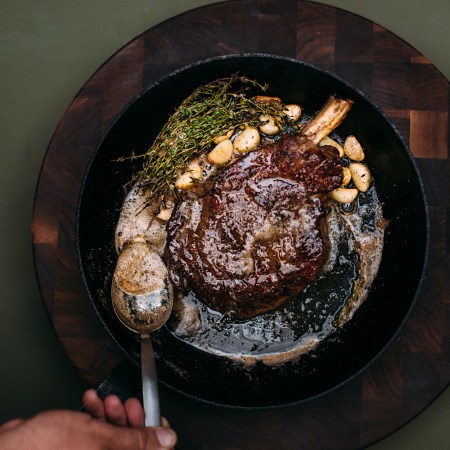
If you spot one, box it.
[167,134,343,318]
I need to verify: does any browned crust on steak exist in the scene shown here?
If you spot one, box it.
[167,135,343,318]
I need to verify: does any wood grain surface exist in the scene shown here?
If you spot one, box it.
[32,1,449,448]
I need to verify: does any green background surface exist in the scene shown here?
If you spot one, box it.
[0,0,448,448]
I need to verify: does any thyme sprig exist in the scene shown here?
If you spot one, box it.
[119,74,288,199]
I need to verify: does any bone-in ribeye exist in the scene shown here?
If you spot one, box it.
[167,134,343,318]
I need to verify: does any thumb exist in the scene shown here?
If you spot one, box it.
[105,424,177,450]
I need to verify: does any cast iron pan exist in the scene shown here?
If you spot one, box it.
[77,54,428,408]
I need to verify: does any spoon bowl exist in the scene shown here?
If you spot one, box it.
[111,240,173,336]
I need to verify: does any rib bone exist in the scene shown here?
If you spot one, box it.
[302,96,354,144]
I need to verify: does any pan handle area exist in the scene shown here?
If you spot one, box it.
[94,360,140,402]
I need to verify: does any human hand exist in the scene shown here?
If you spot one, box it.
[0,390,177,450]
[83,389,145,427]
[82,389,172,429]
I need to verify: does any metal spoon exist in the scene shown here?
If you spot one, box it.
[111,240,174,426]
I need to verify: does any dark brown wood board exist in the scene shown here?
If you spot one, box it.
[32,1,449,448]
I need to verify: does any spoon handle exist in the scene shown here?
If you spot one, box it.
[140,336,161,426]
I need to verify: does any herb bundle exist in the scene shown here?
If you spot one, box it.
[119,75,288,199]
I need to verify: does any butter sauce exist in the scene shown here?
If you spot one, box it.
[168,188,385,366]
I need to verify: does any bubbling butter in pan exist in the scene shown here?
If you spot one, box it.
[167,192,386,367]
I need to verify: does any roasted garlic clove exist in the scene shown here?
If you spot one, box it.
[213,128,234,144]
[344,135,365,161]
[175,161,203,191]
[283,104,302,121]
[341,167,352,186]
[330,187,359,204]
[349,162,371,192]
[259,115,280,135]
[233,127,261,153]
[319,136,345,157]
[207,138,234,166]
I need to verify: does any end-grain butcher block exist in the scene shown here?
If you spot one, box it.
[167,134,343,319]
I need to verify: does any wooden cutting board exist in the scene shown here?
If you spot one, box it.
[32,1,449,448]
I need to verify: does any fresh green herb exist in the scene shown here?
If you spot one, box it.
[118,74,288,199]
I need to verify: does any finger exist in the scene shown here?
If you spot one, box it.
[152,427,178,450]
[161,417,170,428]
[104,394,127,426]
[104,425,178,450]
[124,397,145,427]
[0,418,24,433]
[82,389,105,420]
